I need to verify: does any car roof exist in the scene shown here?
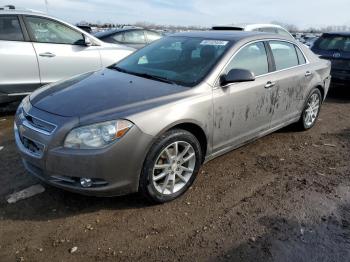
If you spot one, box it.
[212,23,287,31]
[171,30,292,42]
[95,27,158,38]
[0,8,46,16]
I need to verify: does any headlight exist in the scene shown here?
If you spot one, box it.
[64,120,133,149]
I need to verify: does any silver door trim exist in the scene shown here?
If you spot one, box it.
[7,92,31,96]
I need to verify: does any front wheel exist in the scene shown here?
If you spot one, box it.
[298,88,322,130]
[139,129,202,203]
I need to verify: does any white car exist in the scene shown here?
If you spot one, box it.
[0,5,135,104]
[212,24,294,40]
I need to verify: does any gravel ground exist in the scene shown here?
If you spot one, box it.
[0,85,350,262]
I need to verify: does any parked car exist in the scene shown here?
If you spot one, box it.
[94,28,163,49]
[15,31,331,203]
[212,24,295,40]
[0,6,135,104]
[304,36,318,48]
[76,25,92,34]
[311,32,350,83]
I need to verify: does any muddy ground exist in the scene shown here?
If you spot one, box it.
[0,85,350,262]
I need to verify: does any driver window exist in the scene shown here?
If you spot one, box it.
[26,16,84,45]
[225,42,269,76]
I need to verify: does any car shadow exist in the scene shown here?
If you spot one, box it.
[0,101,20,116]
[326,83,350,104]
[221,203,350,262]
[0,184,154,221]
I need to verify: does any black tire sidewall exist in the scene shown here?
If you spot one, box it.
[301,88,322,130]
[140,129,202,203]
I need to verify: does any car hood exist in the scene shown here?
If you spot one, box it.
[30,69,190,118]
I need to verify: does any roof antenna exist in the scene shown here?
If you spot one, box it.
[44,0,49,14]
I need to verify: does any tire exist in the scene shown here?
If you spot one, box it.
[139,129,202,204]
[298,88,322,130]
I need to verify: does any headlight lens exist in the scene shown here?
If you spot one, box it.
[64,120,133,149]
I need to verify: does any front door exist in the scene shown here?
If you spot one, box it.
[0,15,40,95]
[212,41,275,153]
[24,15,101,84]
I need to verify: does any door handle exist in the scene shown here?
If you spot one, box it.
[305,71,312,77]
[265,81,276,89]
[39,52,56,58]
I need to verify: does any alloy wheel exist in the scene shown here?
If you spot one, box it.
[304,93,320,127]
[152,141,196,195]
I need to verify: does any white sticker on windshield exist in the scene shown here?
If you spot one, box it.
[200,40,229,46]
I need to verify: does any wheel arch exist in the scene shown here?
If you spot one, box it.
[155,120,209,163]
[315,84,325,101]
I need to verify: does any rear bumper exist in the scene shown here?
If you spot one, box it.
[14,99,154,197]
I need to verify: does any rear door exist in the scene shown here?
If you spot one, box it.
[267,40,311,127]
[0,15,40,96]
[23,15,101,84]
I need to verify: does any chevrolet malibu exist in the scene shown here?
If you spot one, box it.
[15,31,331,203]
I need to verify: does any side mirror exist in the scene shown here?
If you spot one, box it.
[76,35,92,46]
[220,69,255,86]
[83,35,92,46]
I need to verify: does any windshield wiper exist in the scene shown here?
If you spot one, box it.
[112,67,177,85]
[133,73,177,85]
[112,66,132,74]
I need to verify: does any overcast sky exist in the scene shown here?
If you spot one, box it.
[8,0,350,28]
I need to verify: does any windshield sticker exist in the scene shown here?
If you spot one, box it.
[200,40,229,46]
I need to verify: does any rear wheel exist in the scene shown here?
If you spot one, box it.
[298,88,322,130]
[139,129,202,203]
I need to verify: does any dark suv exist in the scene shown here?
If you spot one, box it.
[311,32,350,83]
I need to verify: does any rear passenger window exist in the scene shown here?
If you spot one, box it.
[226,42,269,76]
[295,46,307,64]
[111,33,124,42]
[0,16,24,41]
[123,30,146,44]
[269,41,299,70]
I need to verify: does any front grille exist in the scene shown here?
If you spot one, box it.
[22,110,57,135]
[20,136,45,157]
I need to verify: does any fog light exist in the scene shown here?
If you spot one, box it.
[80,178,93,188]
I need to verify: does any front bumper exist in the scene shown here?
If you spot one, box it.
[14,100,154,197]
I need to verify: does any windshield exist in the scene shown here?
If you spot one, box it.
[314,35,350,52]
[112,36,232,87]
